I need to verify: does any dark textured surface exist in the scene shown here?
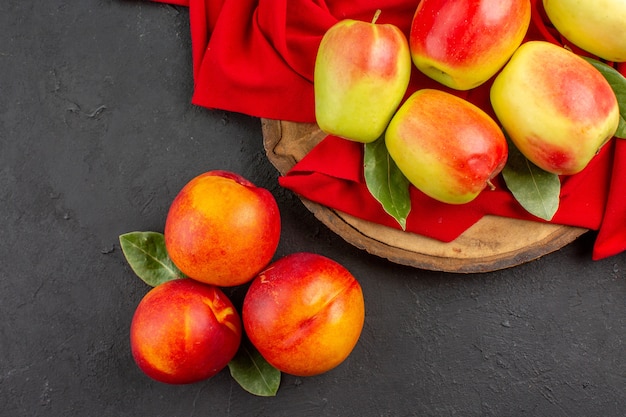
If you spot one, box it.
[1,1,625,416]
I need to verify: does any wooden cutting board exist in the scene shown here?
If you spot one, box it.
[261,119,587,273]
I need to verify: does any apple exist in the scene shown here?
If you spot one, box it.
[385,89,508,204]
[543,0,626,62]
[242,252,365,377]
[130,279,242,384]
[314,10,412,143]
[164,170,280,287]
[409,0,531,90]
[490,41,620,175]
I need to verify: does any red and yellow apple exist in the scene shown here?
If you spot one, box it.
[543,0,626,62]
[409,0,531,90]
[385,89,508,204]
[242,252,365,377]
[314,11,412,143]
[130,279,242,384]
[164,170,280,287]
[490,41,620,175]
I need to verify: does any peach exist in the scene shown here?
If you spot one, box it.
[164,170,281,287]
[130,279,242,384]
[242,252,365,377]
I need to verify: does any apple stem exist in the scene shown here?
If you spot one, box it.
[487,179,496,191]
[371,9,381,24]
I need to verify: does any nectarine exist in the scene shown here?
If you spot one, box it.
[164,170,281,287]
[242,252,365,377]
[130,279,242,384]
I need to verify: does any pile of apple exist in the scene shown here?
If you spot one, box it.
[314,0,624,205]
[123,170,365,392]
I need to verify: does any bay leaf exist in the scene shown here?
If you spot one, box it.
[119,231,184,286]
[228,342,280,397]
[583,57,626,139]
[364,137,411,230]
[502,142,560,221]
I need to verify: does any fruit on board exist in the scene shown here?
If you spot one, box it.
[543,0,626,62]
[130,279,242,384]
[409,0,531,90]
[314,10,412,143]
[385,89,508,204]
[242,252,365,377]
[490,41,620,175]
[164,170,280,287]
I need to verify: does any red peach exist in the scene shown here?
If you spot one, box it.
[130,279,242,384]
[164,170,281,287]
[242,252,365,377]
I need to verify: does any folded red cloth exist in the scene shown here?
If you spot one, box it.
[150,0,626,260]
[594,137,626,260]
[279,134,614,241]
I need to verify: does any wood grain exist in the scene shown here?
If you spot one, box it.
[261,119,587,273]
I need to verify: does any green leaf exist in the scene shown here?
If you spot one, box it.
[364,137,411,230]
[502,141,561,221]
[228,342,281,397]
[618,117,626,139]
[582,57,626,139]
[119,231,184,286]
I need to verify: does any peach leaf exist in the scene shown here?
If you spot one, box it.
[119,231,185,287]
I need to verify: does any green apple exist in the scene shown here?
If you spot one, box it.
[543,0,626,62]
[314,11,412,143]
[490,41,620,175]
[409,0,531,90]
[385,89,508,204]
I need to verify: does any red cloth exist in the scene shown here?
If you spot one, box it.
[150,0,626,260]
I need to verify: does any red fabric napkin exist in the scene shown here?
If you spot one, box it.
[150,0,626,260]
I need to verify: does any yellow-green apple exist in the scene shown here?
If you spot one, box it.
[409,0,531,90]
[385,89,508,204]
[164,170,280,287]
[130,279,242,384]
[543,0,626,62]
[242,252,365,377]
[490,41,620,175]
[314,11,412,143]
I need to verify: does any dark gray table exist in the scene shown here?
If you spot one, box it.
[2,1,625,416]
